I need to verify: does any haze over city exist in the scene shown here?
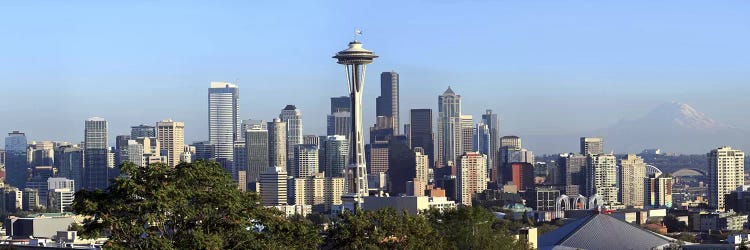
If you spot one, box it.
[1,1,749,154]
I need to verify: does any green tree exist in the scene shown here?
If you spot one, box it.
[427,206,531,250]
[72,161,321,249]
[327,208,445,249]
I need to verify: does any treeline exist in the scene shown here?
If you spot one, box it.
[72,161,531,250]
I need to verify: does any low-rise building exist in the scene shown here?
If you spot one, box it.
[362,196,456,215]
[272,205,312,217]
[5,213,82,239]
[699,212,748,232]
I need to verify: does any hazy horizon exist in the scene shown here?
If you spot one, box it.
[2,1,749,154]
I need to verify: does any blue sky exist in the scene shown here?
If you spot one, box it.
[1,1,749,152]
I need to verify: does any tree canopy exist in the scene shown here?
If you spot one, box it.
[72,161,321,249]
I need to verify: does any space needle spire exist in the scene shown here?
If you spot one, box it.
[333,33,378,210]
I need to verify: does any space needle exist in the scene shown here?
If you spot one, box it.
[333,32,378,210]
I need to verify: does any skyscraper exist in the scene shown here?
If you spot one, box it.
[280,105,303,174]
[28,141,54,168]
[84,117,109,190]
[325,135,348,178]
[292,173,345,213]
[245,123,268,183]
[457,152,487,206]
[585,154,618,205]
[267,118,287,170]
[114,135,131,167]
[645,173,673,208]
[415,149,429,185]
[333,39,377,208]
[368,140,389,175]
[437,87,462,168]
[708,146,745,211]
[460,115,474,156]
[303,135,320,146]
[156,119,185,167]
[504,162,535,191]
[558,153,586,196]
[330,96,351,113]
[130,124,155,138]
[58,145,84,191]
[125,140,144,167]
[369,116,394,143]
[376,71,399,134]
[5,131,28,188]
[208,82,240,170]
[500,135,522,150]
[481,109,500,179]
[293,144,319,178]
[259,166,287,206]
[475,123,491,175]
[619,154,646,208]
[327,111,351,139]
[232,142,246,179]
[409,109,434,168]
[580,137,604,155]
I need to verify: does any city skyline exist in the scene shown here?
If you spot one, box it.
[2,1,750,154]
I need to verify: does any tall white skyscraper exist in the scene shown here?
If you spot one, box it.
[708,146,745,211]
[208,82,240,171]
[267,118,287,170]
[586,154,618,206]
[280,105,303,174]
[84,117,109,190]
[437,87,462,167]
[619,154,646,208]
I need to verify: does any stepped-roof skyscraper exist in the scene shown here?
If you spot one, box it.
[437,87,462,168]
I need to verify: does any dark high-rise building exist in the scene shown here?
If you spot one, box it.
[558,153,587,196]
[369,116,394,144]
[84,117,109,190]
[130,124,155,138]
[481,110,500,182]
[58,145,84,191]
[410,109,434,168]
[504,162,535,191]
[233,141,247,180]
[5,131,28,188]
[330,96,351,113]
[327,111,351,139]
[376,71,399,134]
[114,135,131,167]
[387,139,416,196]
[191,141,214,161]
[245,125,268,183]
